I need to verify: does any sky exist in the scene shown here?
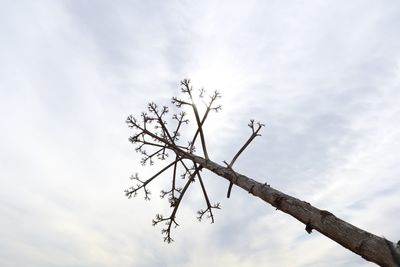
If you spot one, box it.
[1,1,400,266]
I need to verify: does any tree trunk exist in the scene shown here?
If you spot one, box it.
[179,150,400,267]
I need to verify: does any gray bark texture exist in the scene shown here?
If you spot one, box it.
[179,150,400,267]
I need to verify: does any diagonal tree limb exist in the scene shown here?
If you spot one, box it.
[179,79,210,160]
[171,148,400,267]
[190,91,221,153]
[195,167,220,223]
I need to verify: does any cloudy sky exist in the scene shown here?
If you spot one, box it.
[1,1,400,266]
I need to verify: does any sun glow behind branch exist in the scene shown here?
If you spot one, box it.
[187,64,250,130]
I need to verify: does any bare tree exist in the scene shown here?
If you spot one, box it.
[125,79,400,266]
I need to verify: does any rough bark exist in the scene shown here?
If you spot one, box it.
[178,150,400,267]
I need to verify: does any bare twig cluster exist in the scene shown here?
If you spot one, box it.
[125,79,229,242]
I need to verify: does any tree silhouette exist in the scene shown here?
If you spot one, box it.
[125,79,400,266]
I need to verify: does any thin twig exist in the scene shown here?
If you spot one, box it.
[125,158,180,199]
[152,163,201,242]
[226,120,264,198]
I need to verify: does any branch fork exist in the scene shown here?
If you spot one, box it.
[225,119,264,198]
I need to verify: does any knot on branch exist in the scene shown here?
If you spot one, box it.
[305,222,313,234]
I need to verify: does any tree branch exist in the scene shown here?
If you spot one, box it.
[124,158,180,200]
[152,163,200,243]
[226,119,264,198]
[125,79,400,266]
[173,150,400,267]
